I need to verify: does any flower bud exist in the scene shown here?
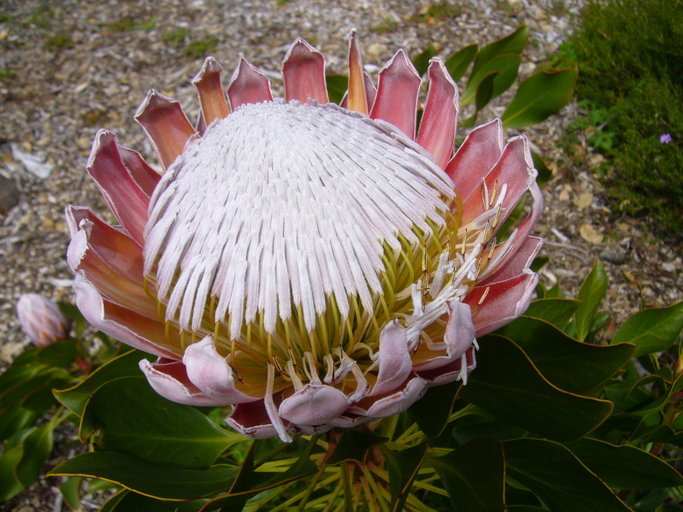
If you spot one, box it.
[16,293,69,347]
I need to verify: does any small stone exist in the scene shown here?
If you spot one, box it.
[573,192,593,209]
[0,174,19,213]
[579,223,603,244]
[599,250,628,265]
[366,43,387,58]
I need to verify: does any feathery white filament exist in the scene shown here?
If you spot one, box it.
[144,101,453,338]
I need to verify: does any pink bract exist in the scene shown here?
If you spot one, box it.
[66,33,542,442]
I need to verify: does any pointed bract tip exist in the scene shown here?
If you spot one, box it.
[191,56,224,85]
[134,89,178,121]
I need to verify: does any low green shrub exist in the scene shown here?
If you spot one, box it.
[562,0,683,234]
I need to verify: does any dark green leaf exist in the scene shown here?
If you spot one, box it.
[59,477,83,510]
[85,376,240,467]
[471,26,528,77]
[408,380,459,438]
[380,443,427,511]
[15,423,54,486]
[0,442,25,500]
[430,438,505,511]
[474,71,497,112]
[444,44,477,82]
[325,75,347,104]
[574,260,608,341]
[101,489,205,511]
[459,335,613,440]
[36,339,77,368]
[413,43,438,75]
[531,151,552,186]
[631,374,683,416]
[568,438,683,489]
[611,302,683,356]
[327,428,386,464]
[0,407,37,443]
[54,348,142,416]
[48,451,238,500]
[463,54,521,105]
[502,69,577,129]
[504,438,632,512]
[200,438,317,511]
[524,298,580,330]
[499,317,634,393]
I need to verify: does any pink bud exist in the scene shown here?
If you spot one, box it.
[16,294,69,347]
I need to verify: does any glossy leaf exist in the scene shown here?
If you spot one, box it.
[430,438,505,511]
[502,69,577,129]
[531,151,552,186]
[499,317,634,393]
[568,439,683,489]
[101,489,205,511]
[524,298,580,330]
[380,443,427,511]
[15,423,54,486]
[611,302,683,356]
[471,26,528,77]
[49,451,238,500]
[84,376,240,468]
[200,439,316,511]
[463,54,521,105]
[59,477,83,510]
[459,334,613,440]
[325,75,347,105]
[36,339,78,368]
[408,380,459,438]
[327,428,386,465]
[504,438,632,512]
[574,259,608,341]
[0,407,37,443]
[444,44,478,82]
[54,348,142,416]
[0,441,24,500]
[413,43,438,75]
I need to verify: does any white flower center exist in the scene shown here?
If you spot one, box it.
[144,101,454,339]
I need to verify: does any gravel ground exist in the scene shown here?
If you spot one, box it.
[0,0,681,509]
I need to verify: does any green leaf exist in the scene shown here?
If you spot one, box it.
[101,489,205,511]
[327,428,386,465]
[471,26,528,77]
[413,43,438,75]
[54,348,142,416]
[444,44,478,82]
[459,334,613,441]
[49,451,238,500]
[15,423,54,486]
[380,443,427,511]
[611,302,683,356]
[498,317,634,394]
[59,477,83,510]
[200,438,317,511]
[574,260,608,341]
[531,151,552,187]
[524,298,580,330]
[85,376,241,468]
[568,439,683,489]
[0,407,37,443]
[430,438,505,511]
[325,75,347,105]
[504,438,632,512]
[36,339,77,368]
[502,69,577,129]
[463,54,521,105]
[408,380,459,438]
[0,441,25,500]
[474,71,497,112]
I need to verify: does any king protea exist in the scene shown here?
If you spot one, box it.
[66,33,542,442]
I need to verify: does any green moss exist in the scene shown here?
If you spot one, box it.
[371,17,399,34]
[183,36,219,59]
[560,0,683,234]
[107,16,157,33]
[162,27,191,48]
[43,33,74,50]
[0,67,15,79]
[412,2,462,23]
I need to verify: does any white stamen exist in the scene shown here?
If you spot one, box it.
[145,101,453,338]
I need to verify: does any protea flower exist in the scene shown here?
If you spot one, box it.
[66,33,542,442]
[16,293,69,347]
